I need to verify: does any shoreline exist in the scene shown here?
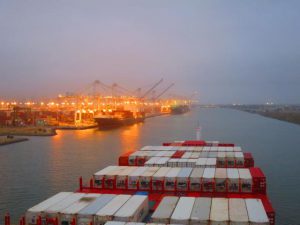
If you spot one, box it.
[0,127,57,136]
[224,105,300,126]
[0,136,29,146]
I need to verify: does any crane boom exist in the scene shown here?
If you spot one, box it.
[141,78,163,98]
[153,83,175,100]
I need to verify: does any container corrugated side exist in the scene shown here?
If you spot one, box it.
[151,197,179,224]
[210,198,228,225]
[78,195,116,225]
[227,169,239,193]
[170,197,195,225]
[116,167,137,189]
[202,168,215,192]
[190,197,211,225]
[94,166,119,188]
[26,192,73,225]
[176,168,193,191]
[114,195,148,222]
[104,222,126,225]
[189,168,204,191]
[215,168,227,192]
[152,167,171,191]
[95,195,131,225]
[128,167,148,190]
[245,199,269,225]
[45,193,86,219]
[239,169,252,193]
[60,194,101,224]
[229,198,249,225]
[164,168,181,191]
[139,167,159,190]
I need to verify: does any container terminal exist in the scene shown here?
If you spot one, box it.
[3,139,275,225]
[0,80,195,131]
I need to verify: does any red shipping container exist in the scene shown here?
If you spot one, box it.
[171,151,185,158]
[218,143,235,147]
[118,151,134,166]
[261,196,275,225]
[162,142,171,146]
[250,167,266,194]
[182,140,206,146]
[244,153,254,167]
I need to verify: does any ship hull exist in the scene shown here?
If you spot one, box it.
[171,105,190,115]
[94,117,145,130]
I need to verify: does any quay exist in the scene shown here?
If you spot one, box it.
[0,136,28,146]
[0,127,56,136]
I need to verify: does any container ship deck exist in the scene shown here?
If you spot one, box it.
[4,139,275,225]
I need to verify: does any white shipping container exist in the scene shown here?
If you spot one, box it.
[233,146,242,152]
[226,152,235,167]
[202,168,215,192]
[60,194,101,225]
[144,157,161,167]
[105,167,128,189]
[116,167,137,189]
[104,222,126,225]
[176,168,193,191]
[156,157,170,167]
[77,194,116,225]
[151,197,179,224]
[227,169,239,193]
[167,159,178,167]
[189,168,204,191]
[139,167,159,190]
[235,152,244,167]
[171,197,195,225]
[125,222,145,225]
[229,198,249,225]
[114,195,148,222]
[94,166,119,188]
[45,193,86,219]
[26,192,73,225]
[215,169,227,192]
[206,158,217,168]
[152,167,171,191]
[190,198,211,225]
[195,158,207,168]
[217,152,226,167]
[208,152,218,158]
[164,168,181,191]
[202,147,210,152]
[210,198,228,225]
[182,152,192,159]
[200,152,209,158]
[239,169,252,193]
[245,199,269,225]
[190,152,201,159]
[95,195,131,225]
[178,159,188,167]
[187,159,197,167]
[128,167,148,190]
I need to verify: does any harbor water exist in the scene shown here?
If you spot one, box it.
[0,107,299,225]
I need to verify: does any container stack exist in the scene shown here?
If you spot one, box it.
[20,139,274,225]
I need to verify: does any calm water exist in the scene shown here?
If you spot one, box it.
[0,108,300,225]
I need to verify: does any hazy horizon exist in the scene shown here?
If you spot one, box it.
[1,1,299,104]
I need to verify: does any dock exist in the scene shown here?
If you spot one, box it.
[0,127,56,136]
[0,136,28,146]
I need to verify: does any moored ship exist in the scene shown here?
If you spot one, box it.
[94,110,145,130]
[170,105,190,114]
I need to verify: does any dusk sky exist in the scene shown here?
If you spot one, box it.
[0,1,299,104]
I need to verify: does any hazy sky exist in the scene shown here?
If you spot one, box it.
[0,0,299,104]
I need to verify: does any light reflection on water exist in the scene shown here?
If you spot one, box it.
[0,108,299,225]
